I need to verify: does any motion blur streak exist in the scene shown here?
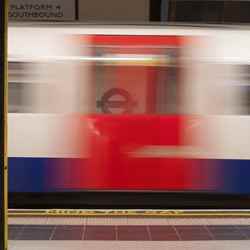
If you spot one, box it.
[8,25,250,194]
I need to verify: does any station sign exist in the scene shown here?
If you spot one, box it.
[97,88,136,114]
[9,0,76,21]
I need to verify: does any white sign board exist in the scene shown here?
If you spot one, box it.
[9,0,76,21]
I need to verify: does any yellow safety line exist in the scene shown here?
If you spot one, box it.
[8,209,250,218]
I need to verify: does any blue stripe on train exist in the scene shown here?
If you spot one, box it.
[8,157,88,192]
[9,157,58,192]
[218,159,250,194]
[8,157,250,194]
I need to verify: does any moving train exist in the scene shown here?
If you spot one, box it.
[8,24,250,208]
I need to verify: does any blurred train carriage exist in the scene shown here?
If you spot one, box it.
[8,24,250,208]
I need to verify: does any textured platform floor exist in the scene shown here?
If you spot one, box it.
[9,217,250,250]
[8,224,250,241]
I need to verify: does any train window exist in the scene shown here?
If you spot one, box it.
[9,82,22,113]
[8,62,35,113]
[155,66,179,114]
[242,85,250,115]
[221,65,250,116]
[8,82,34,113]
[238,66,250,115]
[92,47,179,115]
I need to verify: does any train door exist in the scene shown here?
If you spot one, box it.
[79,35,197,190]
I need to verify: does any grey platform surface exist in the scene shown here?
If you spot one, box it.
[8,217,250,250]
